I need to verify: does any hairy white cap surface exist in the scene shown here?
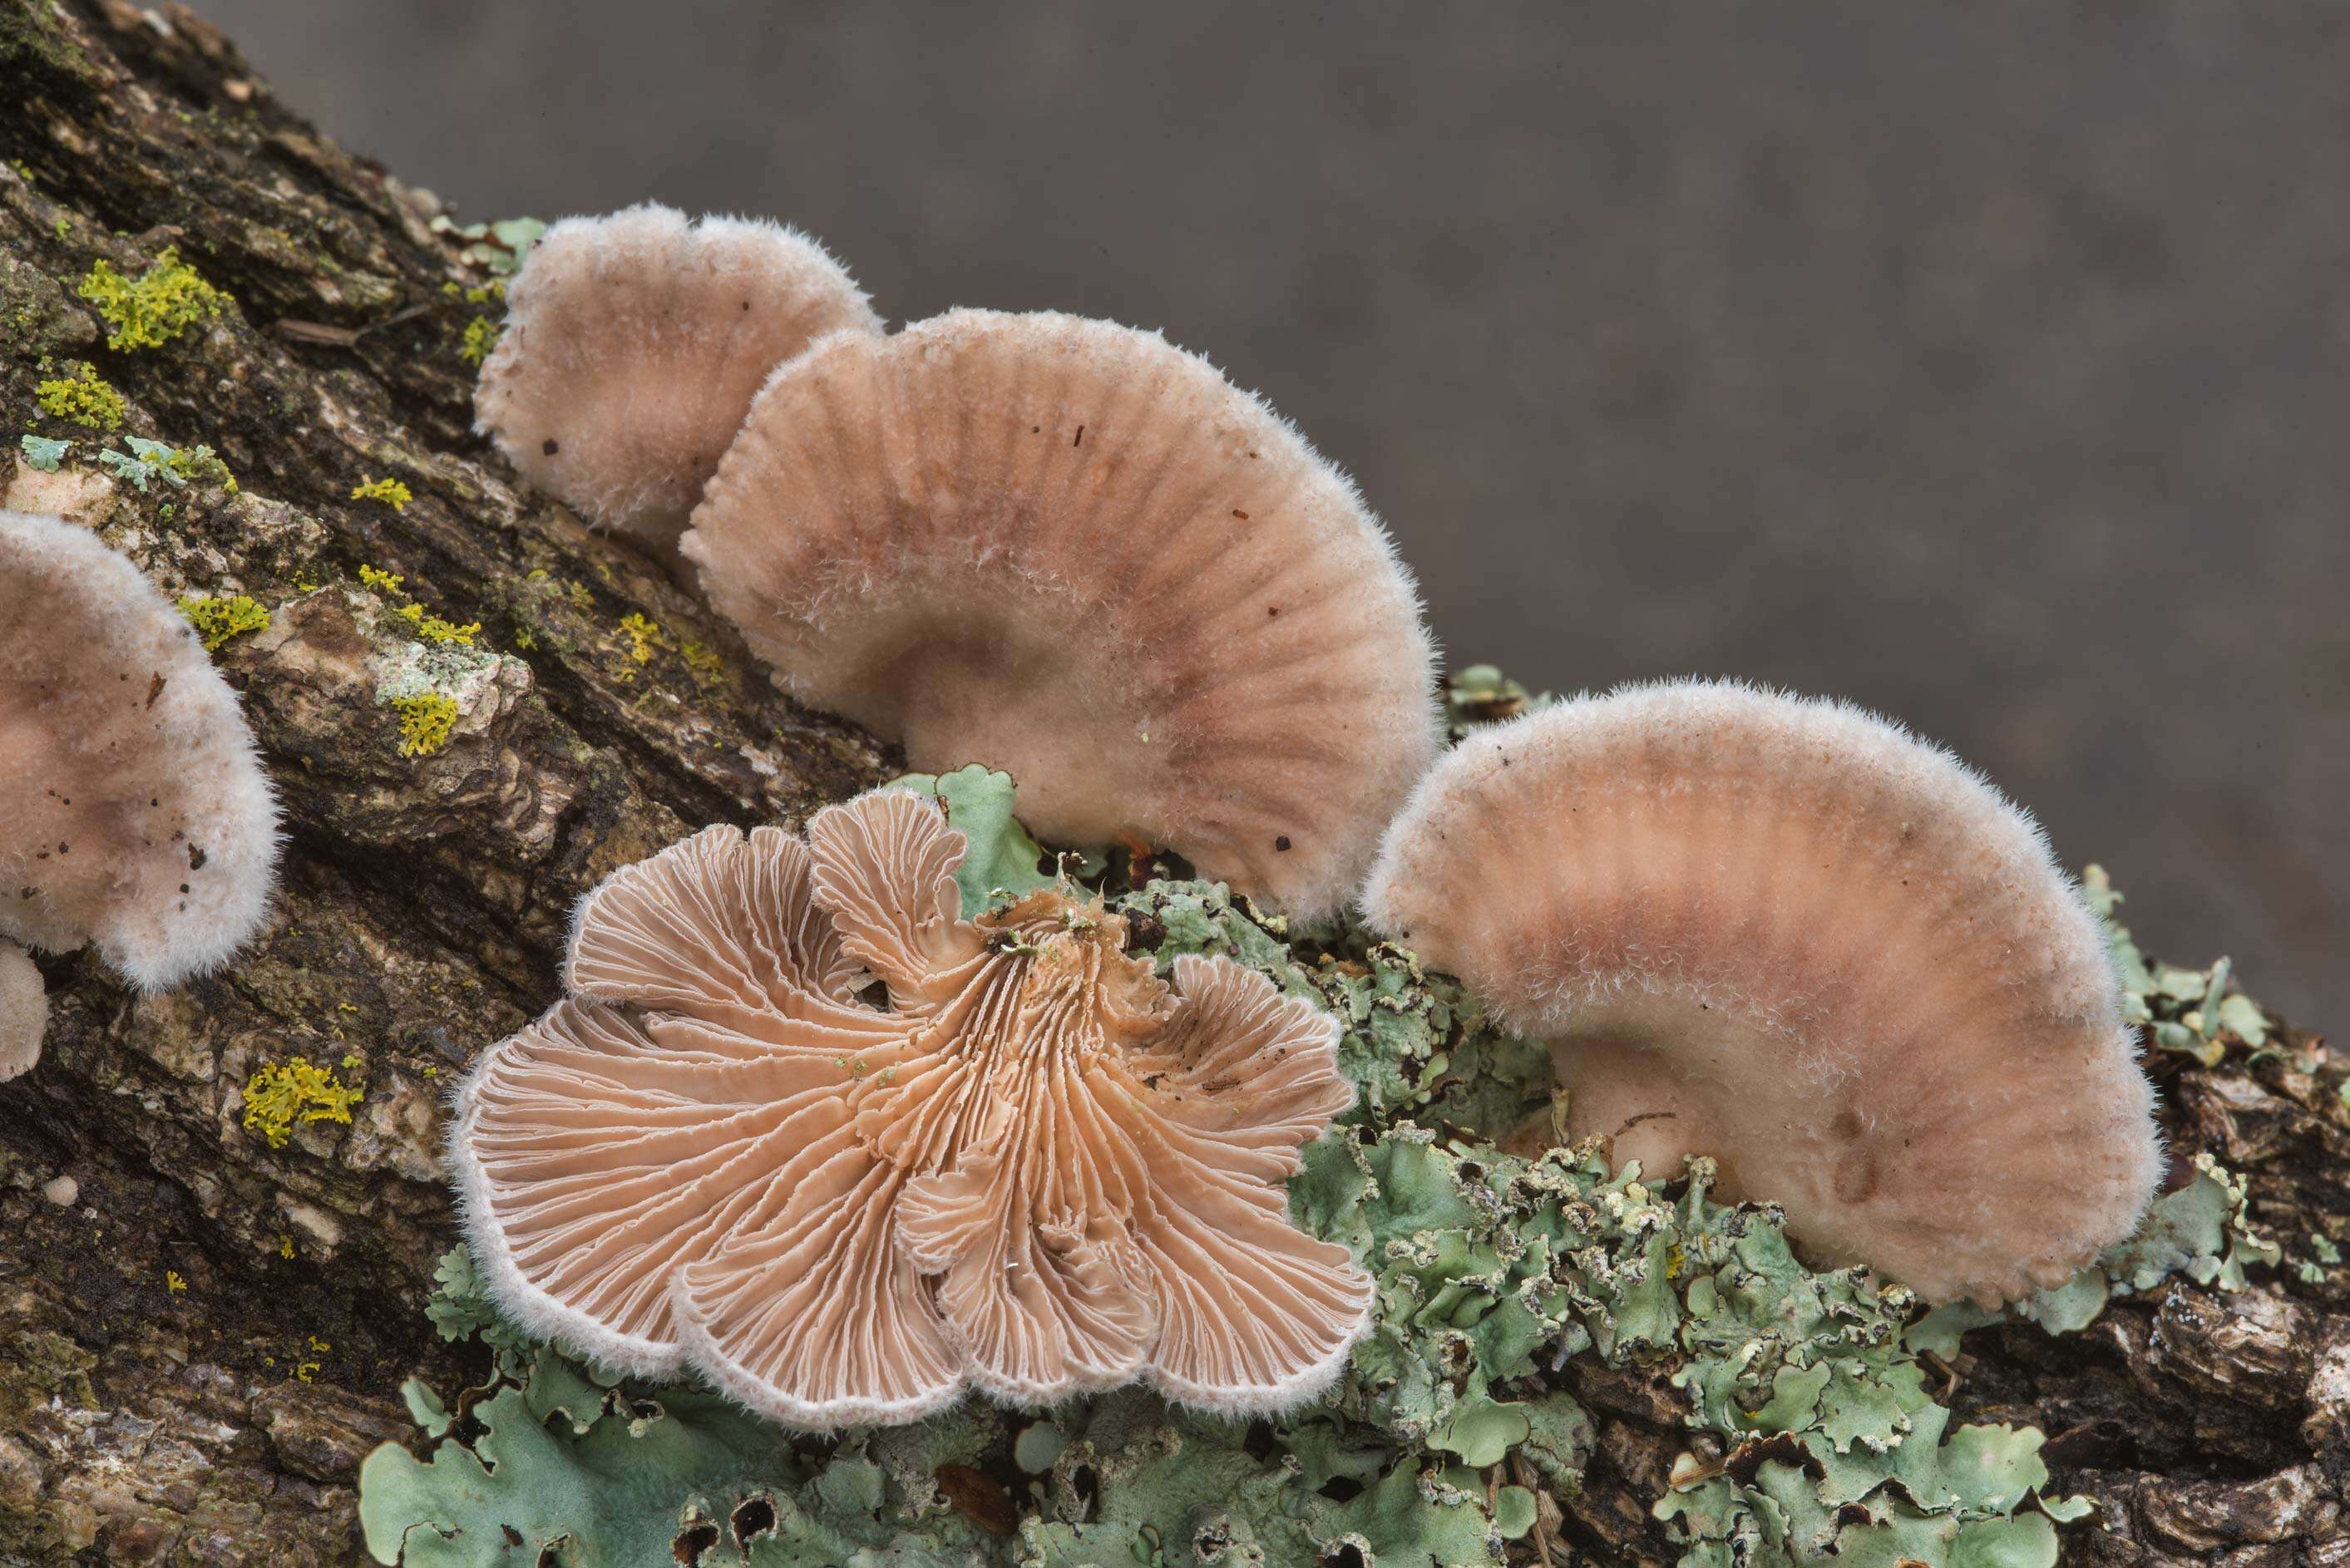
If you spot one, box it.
[1363,678,2161,1306]
[0,941,42,1082]
[453,790,1370,1427]
[0,512,281,990]
[474,202,882,551]
[681,309,1442,919]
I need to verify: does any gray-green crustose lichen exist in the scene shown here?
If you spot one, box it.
[358,765,2279,1568]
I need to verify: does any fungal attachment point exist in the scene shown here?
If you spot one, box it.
[1364,678,2162,1306]
[1,512,282,1078]
[473,202,881,551]
[453,788,1371,1427]
[682,309,1440,920]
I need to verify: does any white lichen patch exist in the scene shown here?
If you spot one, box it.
[367,632,505,710]
[356,593,529,751]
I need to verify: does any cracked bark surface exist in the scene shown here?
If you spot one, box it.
[0,3,2343,1564]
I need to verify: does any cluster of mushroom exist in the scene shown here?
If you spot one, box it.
[448,200,2165,1424]
[0,510,281,1080]
[457,789,1372,1423]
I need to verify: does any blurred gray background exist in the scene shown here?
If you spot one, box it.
[194,0,2346,1024]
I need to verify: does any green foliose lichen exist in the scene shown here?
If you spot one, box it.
[359,767,2279,1568]
[1444,661,1546,738]
[1907,1153,2280,1356]
[2085,865,2296,1069]
[18,432,71,471]
[77,246,230,350]
[96,435,236,494]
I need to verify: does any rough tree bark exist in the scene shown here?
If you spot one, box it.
[0,4,2342,1565]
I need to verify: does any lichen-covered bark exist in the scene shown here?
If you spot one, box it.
[1541,1048,2350,1568]
[0,3,2343,1565]
[0,3,887,1561]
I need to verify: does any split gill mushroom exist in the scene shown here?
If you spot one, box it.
[0,511,282,1080]
[452,786,1374,1428]
[679,308,1442,921]
[1362,678,2162,1307]
[473,202,882,553]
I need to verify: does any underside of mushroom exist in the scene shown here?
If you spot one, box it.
[1363,678,2162,1307]
[454,787,1372,1427]
[679,308,1441,920]
[473,202,882,551]
[0,510,281,993]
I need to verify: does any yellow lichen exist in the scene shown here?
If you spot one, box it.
[392,693,460,757]
[240,1056,363,1149]
[678,639,728,686]
[176,593,269,652]
[165,1270,187,1293]
[277,1235,297,1260]
[358,564,404,594]
[351,476,413,510]
[459,315,501,366]
[77,247,230,351]
[395,602,481,645]
[33,361,126,429]
[615,612,669,680]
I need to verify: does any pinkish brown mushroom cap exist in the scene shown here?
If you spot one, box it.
[1362,678,2161,1307]
[453,787,1372,1426]
[0,511,281,994]
[679,308,1441,920]
[0,942,42,1082]
[473,202,882,551]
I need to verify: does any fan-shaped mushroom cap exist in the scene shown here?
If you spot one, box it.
[0,942,42,1082]
[454,787,1371,1427]
[1362,678,2160,1307]
[679,309,1440,920]
[0,511,281,989]
[473,202,882,550]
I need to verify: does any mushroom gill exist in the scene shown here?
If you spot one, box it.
[453,787,1372,1427]
[679,308,1441,920]
[1362,678,2161,1307]
[473,202,881,552]
[0,511,281,1033]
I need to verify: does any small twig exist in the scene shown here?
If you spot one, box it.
[1510,1452,1558,1568]
[270,299,435,348]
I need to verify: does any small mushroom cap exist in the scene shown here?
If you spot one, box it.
[454,788,1370,1427]
[1363,678,2161,1306]
[681,309,1441,919]
[473,202,882,550]
[0,512,281,989]
[0,941,42,1082]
